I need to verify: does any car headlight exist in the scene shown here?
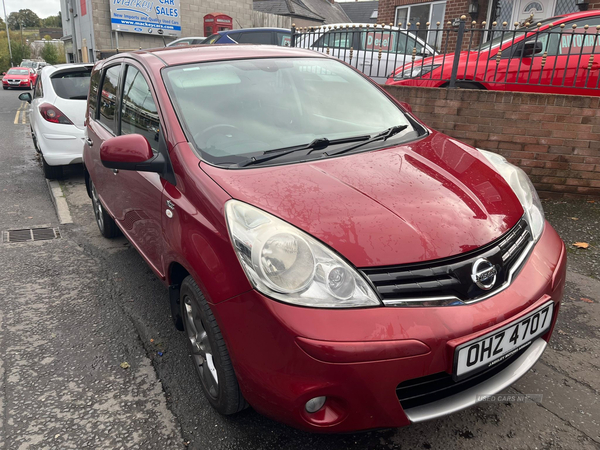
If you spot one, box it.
[393,64,440,80]
[225,200,381,308]
[478,149,544,242]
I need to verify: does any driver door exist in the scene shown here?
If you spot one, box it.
[112,62,166,277]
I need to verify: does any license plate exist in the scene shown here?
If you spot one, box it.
[454,302,554,379]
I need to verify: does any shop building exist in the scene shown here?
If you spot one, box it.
[60,0,254,63]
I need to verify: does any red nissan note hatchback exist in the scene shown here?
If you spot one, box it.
[83,45,566,433]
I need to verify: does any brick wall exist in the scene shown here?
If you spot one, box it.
[383,85,600,198]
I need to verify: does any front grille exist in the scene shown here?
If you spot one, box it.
[360,218,532,305]
[397,345,528,410]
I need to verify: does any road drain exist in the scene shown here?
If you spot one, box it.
[2,227,61,243]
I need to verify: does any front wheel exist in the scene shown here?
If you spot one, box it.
[181,276,248,415]
[90,180,120,238]
[2,86,7,90]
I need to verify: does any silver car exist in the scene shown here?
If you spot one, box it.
[296,24,436,84]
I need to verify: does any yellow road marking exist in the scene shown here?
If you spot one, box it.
[13,102,27,125]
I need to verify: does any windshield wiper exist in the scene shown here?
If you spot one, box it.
[234,135,370,168]
[324,125,409,157]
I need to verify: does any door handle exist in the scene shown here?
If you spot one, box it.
[85,137,93,147]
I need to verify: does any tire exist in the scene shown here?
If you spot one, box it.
[2,86,7,90]
[180,276,248,415]
[42,157,63,179]
[31,128,40,153]
[90,180,120,238]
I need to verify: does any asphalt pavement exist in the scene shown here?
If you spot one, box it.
[1,87,599,450]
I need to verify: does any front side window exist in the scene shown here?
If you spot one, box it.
[99,65,121,134]
[313,30,354,49]
[88,69,101,117]
[163,58,420,166]
[120,65,160,151]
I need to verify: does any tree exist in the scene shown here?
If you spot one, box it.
[41,42,59,64]
[0,16,4,28]
[10,41,31,65]
[7,9,41,30]
[41,13,62,29]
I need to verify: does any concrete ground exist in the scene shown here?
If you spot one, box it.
[0,88,599,449]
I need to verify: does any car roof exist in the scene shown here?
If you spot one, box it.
[41,63,94,76]
[9,67,31,70]
[220,27,290,34]
[553,10,600,21]
[99,44,325,68]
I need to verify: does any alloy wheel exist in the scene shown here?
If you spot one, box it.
[90,182,104,233]
[183,294,219,398]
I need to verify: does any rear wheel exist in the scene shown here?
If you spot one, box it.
[450,81,485,90]
[181,276,248,415]
[90,180,120,238]
[42,157,63,179]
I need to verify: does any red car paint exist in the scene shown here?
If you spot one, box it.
[84,45,566,432]
[2,67,37,89]
[386,11,600,96]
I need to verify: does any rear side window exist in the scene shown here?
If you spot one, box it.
[88,69,101,117]
[235,32,273,44]
[120,65,160,151]
[50,67,92,100]
[99,65,121,134]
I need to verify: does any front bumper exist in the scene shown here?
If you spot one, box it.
[211,222,566,433]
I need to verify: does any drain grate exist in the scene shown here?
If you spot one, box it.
[2,227,61,243]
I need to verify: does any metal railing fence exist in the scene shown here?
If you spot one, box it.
[290,16,600,92]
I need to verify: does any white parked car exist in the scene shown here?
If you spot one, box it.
[295,24,436,84]
[166,36,206,47]
[19,64,93,179]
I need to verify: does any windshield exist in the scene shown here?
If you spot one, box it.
[51,67,92,100]
[478,16,561,51]
[163,58,417,166]
[20,61,34,68]
[204,34,220,44]
[8,69,30,75]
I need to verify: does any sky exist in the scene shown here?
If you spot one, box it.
[3,0,61,19]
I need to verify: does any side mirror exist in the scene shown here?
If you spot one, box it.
[522,41,543,58]
[100,134,161,172]
[399,101,412,113]
[19,92,32,103]
[1,72,5,76]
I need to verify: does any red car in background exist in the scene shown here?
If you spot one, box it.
[2,67,37,90]
[387,11,600,96]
